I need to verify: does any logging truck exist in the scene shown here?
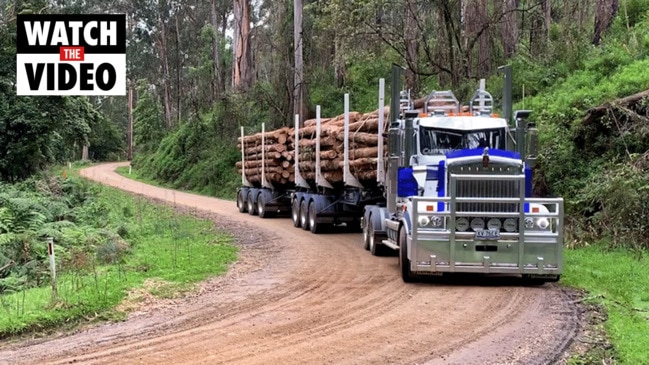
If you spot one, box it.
[236,66,563,284]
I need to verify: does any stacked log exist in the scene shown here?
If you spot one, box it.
[237,108,389,185]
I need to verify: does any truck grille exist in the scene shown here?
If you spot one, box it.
[456,179,520,213]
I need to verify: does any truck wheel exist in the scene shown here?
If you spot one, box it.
[247,193,258,216]
[308,200,329,234]
[399,228,416,283]
[257,193,271,218]
[369,220,385,256]
[291,198,301,227]
[300,199,310,230]
[362,215,370,250]
[237,190,247,213]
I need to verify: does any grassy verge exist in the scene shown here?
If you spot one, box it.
[115,166,220,199]
[563,245,649,364]
[0,174,237,338]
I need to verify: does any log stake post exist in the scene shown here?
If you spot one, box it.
[377,79,385,184]
[294,114,309,188]
[343,94,362,188]
[241,127,251,187]
[315,106,333,189]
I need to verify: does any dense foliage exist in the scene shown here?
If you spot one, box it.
[0,169,236,336]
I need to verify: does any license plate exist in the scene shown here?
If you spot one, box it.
[475,228,500,240]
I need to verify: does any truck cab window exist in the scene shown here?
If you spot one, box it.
[420,127,505,155]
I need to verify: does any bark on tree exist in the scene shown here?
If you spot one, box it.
[157,3,173,128]
[175,15,182,124]
[477,0,490,76]
[211,0,224,100]
[293,0,307,125]
[593,0,618,45]
[404,0,420,93]
[334,36,346,88]
[501,0,519,59]
[232,0,252,90]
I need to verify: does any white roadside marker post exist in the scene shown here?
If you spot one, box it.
[47,237,58,302]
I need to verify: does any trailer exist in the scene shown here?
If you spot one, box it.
[237,91,387,233]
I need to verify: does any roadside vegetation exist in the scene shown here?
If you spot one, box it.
[0,167,236,338]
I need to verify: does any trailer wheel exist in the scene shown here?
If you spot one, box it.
[308,200,329,234]
[237,190,247,213]
[291,198,301,227]
[300,199,310,230]
[369,220,386,256]
[257,193,271,218]
[247,192,258,216]
[399,228,416,283]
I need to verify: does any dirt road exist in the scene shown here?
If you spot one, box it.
[0,162,578,364]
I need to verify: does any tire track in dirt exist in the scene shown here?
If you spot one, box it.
[0,162,578,365]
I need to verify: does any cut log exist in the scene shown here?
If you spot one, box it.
[244,143,287,154]
[583,89,649,125]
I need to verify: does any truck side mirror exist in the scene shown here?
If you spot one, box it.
[526,122,539,168]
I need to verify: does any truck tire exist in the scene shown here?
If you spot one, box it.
[399,228,416,283]
[237,189,247,213]
[362,215,370,250]
[291,198,301,228]
[522,274,560,286]
[369,219,386,256]
[257,193,271,218]
[247,192,258,216]
[300,199,310,230]
[308,200,329,234]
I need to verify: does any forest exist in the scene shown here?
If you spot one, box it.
[2,0,649,245]
[1,0,648,239]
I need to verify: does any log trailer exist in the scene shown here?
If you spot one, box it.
[236,65,563,283]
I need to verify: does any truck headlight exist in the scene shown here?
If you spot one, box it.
[487,218,501,230]
[431,216,443,228]
[503,218,517,232]
[418,216,430,227]
[524,217,535,229]
[456,217,469,231]
[536,218,550,230]
[470,218,485,231]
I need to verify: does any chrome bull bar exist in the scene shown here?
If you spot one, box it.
[410,173,564,275]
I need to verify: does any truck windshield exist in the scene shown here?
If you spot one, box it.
[419,127,505,155]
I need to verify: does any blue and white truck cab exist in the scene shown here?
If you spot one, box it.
[363,69,564,284]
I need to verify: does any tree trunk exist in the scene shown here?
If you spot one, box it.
[293,0,306,125]
[211,0,223,100]
[593,0,618,45]
[232,0,252,90]
[334,36,346,88]
[543,0,551,41]
[175,15,182,124]
[158,12,173,128]
[501,0,519,59]
[477,0,490,76]
[404,0,420,93]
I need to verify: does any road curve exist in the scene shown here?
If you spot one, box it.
[0,162,578,365]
